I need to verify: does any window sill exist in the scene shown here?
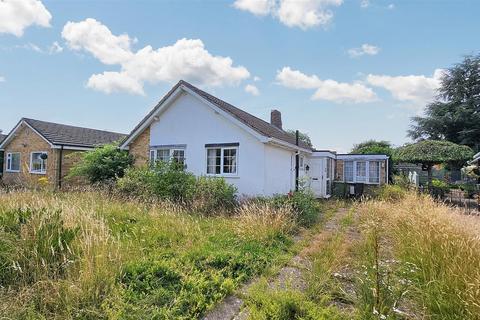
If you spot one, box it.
[5,170,20,173]
[29,171,47,175]
[206,174,240,179]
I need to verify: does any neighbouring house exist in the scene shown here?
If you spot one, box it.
[0,118,126,188]
[121,80,389,197]
[0,133,6,177]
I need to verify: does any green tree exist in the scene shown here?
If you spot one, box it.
[68,143,133,183]
[351,140,393,157]
[286,129,313,147]
[393,140,474,186]
[409,54,480,152]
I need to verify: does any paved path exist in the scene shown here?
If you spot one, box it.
[202,208,350,320]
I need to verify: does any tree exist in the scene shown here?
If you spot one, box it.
[409,54,480,152]
[351,140,393,157]
[68,143,133,184]
[286,129,313,147]
[393,140,474,186]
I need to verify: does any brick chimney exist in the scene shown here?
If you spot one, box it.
[270,109,282,130]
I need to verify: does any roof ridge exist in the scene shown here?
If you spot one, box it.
[23,117,127,136]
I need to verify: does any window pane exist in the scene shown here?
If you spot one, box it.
[356,161,366,182]
[156,149,170,162]
[8,153,20,171]
[344,161,353,182]
[223,148,237,174]
[150,150,155,164]
[207,148,221,174]
[31,152,46,173]
[172,149,185,164]
[326,158,332,179]
[369,161,380,183]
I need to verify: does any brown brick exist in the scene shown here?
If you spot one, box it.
[335,160,344,181]
[129,126,150,167]
[2,124,87,188]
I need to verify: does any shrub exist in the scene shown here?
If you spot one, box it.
[377,184,407,201]
[431,178,449,190]
[68,143,133,184]
[271,190,319,227]
[117,161,196,202]
[193,176,237,213]
[392,173,411,189]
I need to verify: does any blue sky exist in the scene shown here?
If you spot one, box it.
[0,0,478,152]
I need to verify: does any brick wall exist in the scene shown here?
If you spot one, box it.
[129,126,150,167]
[2,124,57,186]
[2,124,87,188]
[336,160,344,181]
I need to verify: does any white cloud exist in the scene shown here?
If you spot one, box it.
[388,4,395,9]
[348,44,380,58]
[49,41,63,54]
[253,76,261,82]
[366,69,444,108]
[62,18,134,65]
[0,0,51,37]
[233,0,275,16]
[245,84,260,96]
[360,0,370,8]
[276,66,377,103]
[0,76,5,82]
[62,19,250,95]
[233,0,343,30]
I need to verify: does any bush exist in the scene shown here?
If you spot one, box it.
[117,161,196,202]
[193,176,237,213]
[270,191,319,227]
[431,178,449,190]
[68,143,133,184]
[377,184,407,201]
[117,163,237,212]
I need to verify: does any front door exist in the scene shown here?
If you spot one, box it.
[309,158,324,198]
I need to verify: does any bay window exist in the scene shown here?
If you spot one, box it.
[149,147,185,165]
[6,152,20,172]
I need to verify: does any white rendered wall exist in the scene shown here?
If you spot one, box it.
[149,93,267,196]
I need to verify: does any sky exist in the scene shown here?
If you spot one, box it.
[0,0,479,153]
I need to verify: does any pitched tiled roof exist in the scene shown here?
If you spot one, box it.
[125,80,311,150]
[22,118,127,148]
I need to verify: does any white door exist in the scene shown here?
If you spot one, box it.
[309,158,325,198]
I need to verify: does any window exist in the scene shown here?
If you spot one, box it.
[150,148,185,165]
[207,147,238,175]
[299,156,304,170]
[172,149,185,165]
[156,149,170,162]
[207,148,221,174]
[369,161,380,183]
[344,161,354,182]
[6,153,20,172]
[355,161,367,182]
[343,159,383,184]
[30,152,47,174]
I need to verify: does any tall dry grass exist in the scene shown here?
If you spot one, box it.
[357,192,480,319]
[0,189,304,318]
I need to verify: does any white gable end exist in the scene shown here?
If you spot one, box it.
[149,92,269,195]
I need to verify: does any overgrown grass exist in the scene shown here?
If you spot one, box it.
[355,192,480,320]
[0,190,310,319]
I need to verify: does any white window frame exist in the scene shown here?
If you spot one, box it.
[149,147,186,165]
[6,152,21,173]
[343,160,382,185]
[205,146,239,177]
[30,151,47,174]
